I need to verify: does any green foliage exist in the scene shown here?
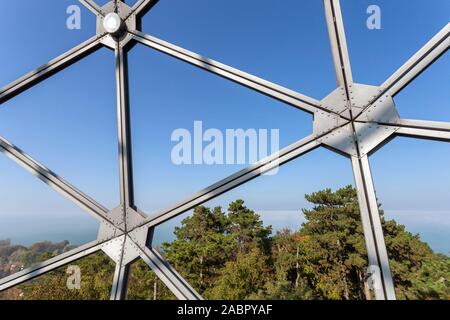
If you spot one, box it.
[406,254,450,300]
[209,247,269,300]
[127,259,176,300]
[0,252,114,300]
[162,205,236,294]
[226,200,272,255]
[162,200,273,298]
[383,220,448,299]
[257,229,315,300]
[299,186,369,299]
[0,187,448,300]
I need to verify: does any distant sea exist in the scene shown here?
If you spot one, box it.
[1,210,448,255]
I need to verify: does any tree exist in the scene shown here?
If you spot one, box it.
[210,247,269,300]
[162,205,235,294]
[406,254,449,300]
[127,259,175,300]
[297,185,450,300]
[226,200,272,255]
[163,200,273,299]
[298,186,368,299]
[256,229,315,300]
[383,220,448,299]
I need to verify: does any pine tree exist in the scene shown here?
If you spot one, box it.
[298,185,368,299]
[297,185,449,300]
[226,200,272,255]
[210,247,269,300]
[162,205,235,294]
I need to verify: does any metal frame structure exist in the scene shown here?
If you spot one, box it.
[0,0,448,300]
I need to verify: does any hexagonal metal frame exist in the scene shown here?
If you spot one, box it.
[0,0,448,300]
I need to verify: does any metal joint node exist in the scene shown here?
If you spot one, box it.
[96,1,136,49]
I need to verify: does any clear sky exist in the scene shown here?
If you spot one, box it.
[0,1,449,256]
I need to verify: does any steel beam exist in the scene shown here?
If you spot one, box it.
[324,0,353,89]
[130,31,331,116]
[140,247,202,300]
[351,155,396,300]
[115,45,135,214]
[0,135,114,225]
[396,119,450,131]
[396,127,450,142]
[359,119,450,142]
[0,240,103,292]
[110,42,135,299]
[111,264,130,299]
[0,35,104,104]
[110,237,131,300]
[381,23,449,98]
[79,0,104,16]
[363,118,450,132]
[354,23,449,121]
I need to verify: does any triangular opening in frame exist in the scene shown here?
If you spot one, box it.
[128,42,315,216]
[0,48,120,210]
[0,154,100,280]
[139,0,336,99]
[340,0,450,87]
[0,0,97,89]
[370,136,450,300]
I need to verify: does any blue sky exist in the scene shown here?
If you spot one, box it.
[0,0,449,258]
